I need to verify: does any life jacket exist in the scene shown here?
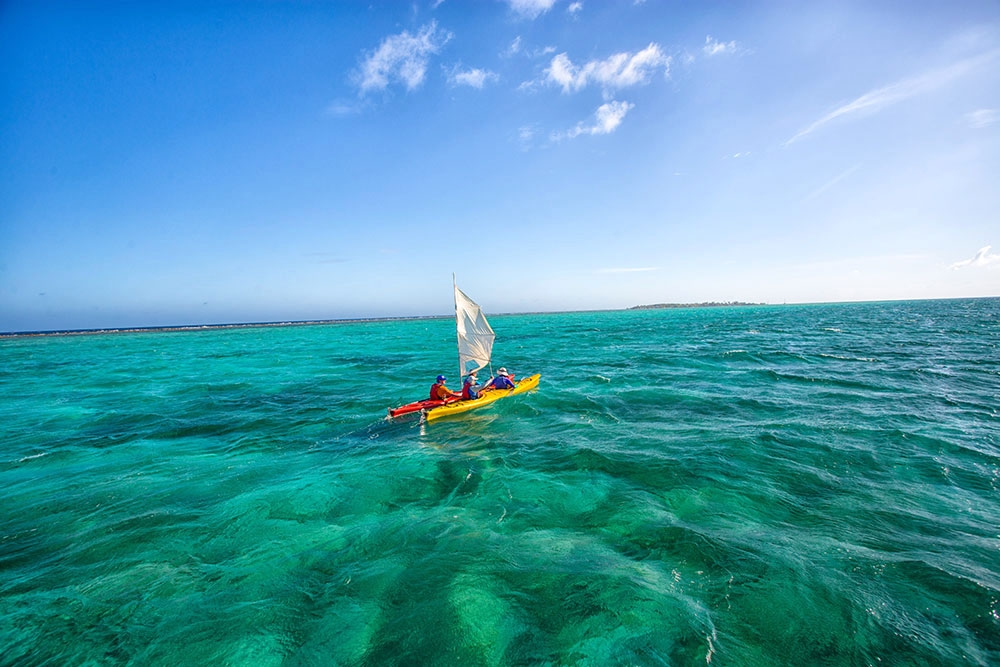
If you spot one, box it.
[430,382,445,401]
[462,380,479,400]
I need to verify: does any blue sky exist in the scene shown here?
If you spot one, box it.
[2,0,999,332]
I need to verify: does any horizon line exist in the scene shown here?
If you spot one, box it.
[3,294,998,338]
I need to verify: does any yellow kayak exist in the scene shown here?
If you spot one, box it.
[424,374,540,421]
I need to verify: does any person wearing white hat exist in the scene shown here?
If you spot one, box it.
[485,367,516,391]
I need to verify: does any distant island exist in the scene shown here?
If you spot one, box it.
[629,301,766,310]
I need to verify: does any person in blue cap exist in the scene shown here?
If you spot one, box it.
[429,375,461,401]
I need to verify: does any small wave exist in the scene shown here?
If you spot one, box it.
[823,327,843,333]
[16,452,49,463]
[764,369,888,392]
[818,353,877,363]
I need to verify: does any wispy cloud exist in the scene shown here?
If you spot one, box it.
[803,164,861,201]
[517,124,538,151]
[447,66,498,89]
[598,267,658,274]
[506,37,556,66]
[326,100,363,116]
[965,108,999,128]
[786,49,1000,145]
[356,22,452,94]
[505,36,522,57]
[567,2,583,15]
[506,0,558,20]
[703,35,737,56]
[552,101,634,140]
[545,43,670,93]
[950,245,1000,270]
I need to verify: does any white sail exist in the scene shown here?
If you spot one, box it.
[454,281,495,378]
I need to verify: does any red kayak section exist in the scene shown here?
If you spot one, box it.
[388,397,460,418]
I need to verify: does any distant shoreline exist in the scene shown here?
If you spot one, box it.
[0,309,612,339]
[5,296,998,338]
[0,315,454,339]
[629,301,766,310]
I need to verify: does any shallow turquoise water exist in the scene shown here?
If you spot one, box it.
[2,299,998,665]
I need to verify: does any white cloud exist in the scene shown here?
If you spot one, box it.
[506,36,522,57]
[704,35,737,56]
[447,66,498,88]
[593,101,633,132]
[356,22,452,94]
[965,108,999,128]
[598,267,658,274]
[506,0,557,19]
[545,43,670,93]
[567,2,583,15]
[553,100,635,140]
[950,245,1000,270]
[786,49,1000,145]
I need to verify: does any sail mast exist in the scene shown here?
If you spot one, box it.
[453,273,460,379]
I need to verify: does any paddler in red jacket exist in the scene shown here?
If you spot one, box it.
[462,371,482,400]
[430,375,461,401]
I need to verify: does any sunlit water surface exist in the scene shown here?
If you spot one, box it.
[2,299,998,665]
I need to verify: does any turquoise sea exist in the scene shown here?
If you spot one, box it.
[2,299,998,665]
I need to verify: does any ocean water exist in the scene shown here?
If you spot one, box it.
[1,299,998,666]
